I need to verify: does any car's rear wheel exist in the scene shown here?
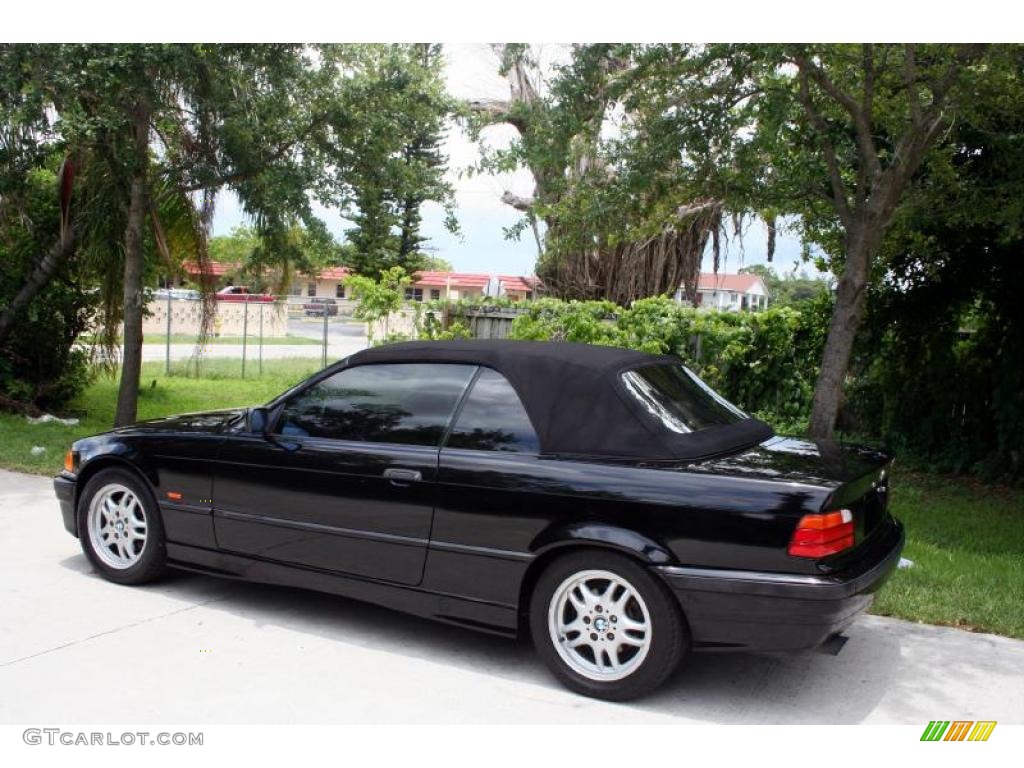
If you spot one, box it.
[77,468,167,585]
[530,551,688,700]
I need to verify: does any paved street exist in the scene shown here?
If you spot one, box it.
[286,316,367,343]
[1,467,1022,724]
[139,317,369,362]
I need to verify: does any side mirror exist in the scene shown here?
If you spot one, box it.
[249,407,271,435]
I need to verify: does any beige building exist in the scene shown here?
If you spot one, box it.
[290,267,352,300]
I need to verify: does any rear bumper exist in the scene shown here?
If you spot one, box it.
[53,475,78,537]
[656,520,904,652]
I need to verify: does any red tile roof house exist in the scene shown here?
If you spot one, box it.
[498,275,542,301]
[407,271,492,302]
[179,260,239,286]
[674,272,770,312]
[290,267,353,300]
[180,262,354,303]
[287,268,540,304]
[182,263,542,305]
[409,273,541,302]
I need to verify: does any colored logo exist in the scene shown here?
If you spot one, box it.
[920,721,997,742]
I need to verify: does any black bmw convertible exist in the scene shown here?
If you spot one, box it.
[54,340,903,700]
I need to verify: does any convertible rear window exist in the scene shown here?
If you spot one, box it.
[621,365,747,434]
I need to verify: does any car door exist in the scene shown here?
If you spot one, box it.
[211,362,477,585]
[424,367,549,605]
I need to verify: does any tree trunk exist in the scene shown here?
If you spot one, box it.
[0,225,77,344]
[114,103,150,427]
[808,227,873,438]
[397,195,418,261]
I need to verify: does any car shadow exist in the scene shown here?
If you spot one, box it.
[58,554,902,723]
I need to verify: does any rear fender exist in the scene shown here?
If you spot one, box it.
[530,522,675,565]
[516,522,678,637]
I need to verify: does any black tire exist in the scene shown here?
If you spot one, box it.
[530,550,688,701]
[76,467,167,585]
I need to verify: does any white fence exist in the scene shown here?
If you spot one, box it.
[143,297,289,338]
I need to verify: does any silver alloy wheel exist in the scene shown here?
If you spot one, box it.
[86,483,148,570]
[547,569,652,682]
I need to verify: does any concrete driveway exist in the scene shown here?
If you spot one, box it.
[2,468,1022,724]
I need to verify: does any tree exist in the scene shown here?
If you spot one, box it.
[468,44,723,305]
[344,266,411,342]
[323,45,456,276]
[2,44,463,421]
[623,44,992,437]
[846,48,1024,476]
[783,45,990,437]
[419,254,454,272]
[215,221,348,293]
[0,44,343,424]
[208,226,260,264]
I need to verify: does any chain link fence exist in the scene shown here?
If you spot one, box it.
[145,292,367,377]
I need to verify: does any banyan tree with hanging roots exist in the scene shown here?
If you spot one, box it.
[468,44,727,305]
[537,199,724,305]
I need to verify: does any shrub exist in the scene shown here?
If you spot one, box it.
[509,298,624,345]
[505,294,829,426]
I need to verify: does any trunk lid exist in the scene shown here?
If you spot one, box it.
[691,435,894,564]
[821,454,893,559]
[692,435,891,488]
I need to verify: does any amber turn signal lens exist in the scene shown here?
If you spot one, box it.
[63,450,75,474]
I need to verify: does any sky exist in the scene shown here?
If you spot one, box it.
[212,44,812,278]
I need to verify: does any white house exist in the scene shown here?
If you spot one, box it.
[675,272,769,311]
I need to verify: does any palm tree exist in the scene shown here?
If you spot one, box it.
[0,148,213,384]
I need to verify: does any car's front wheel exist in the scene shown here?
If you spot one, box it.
[77,468,167,585]
[530,551,689,700]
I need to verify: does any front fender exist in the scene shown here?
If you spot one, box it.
[71,436,162,512]
[530,521,676,565]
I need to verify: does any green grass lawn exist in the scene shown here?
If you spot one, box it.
[1,365,1021,639]
[0,358,320,475]
[871,470,1024,638]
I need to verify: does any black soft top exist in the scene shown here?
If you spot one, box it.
[348,339,773,461]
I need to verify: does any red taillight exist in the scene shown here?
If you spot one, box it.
[788,509,855,558]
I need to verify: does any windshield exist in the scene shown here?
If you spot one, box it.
[621,364,747,434]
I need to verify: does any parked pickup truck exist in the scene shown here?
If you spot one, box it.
[215,286,275,303]
[302,297,339,317]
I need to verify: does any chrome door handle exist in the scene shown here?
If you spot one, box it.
[383,468,422,485]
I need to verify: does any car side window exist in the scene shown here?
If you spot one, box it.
[445,368,540,454]
[276,363,476,446]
